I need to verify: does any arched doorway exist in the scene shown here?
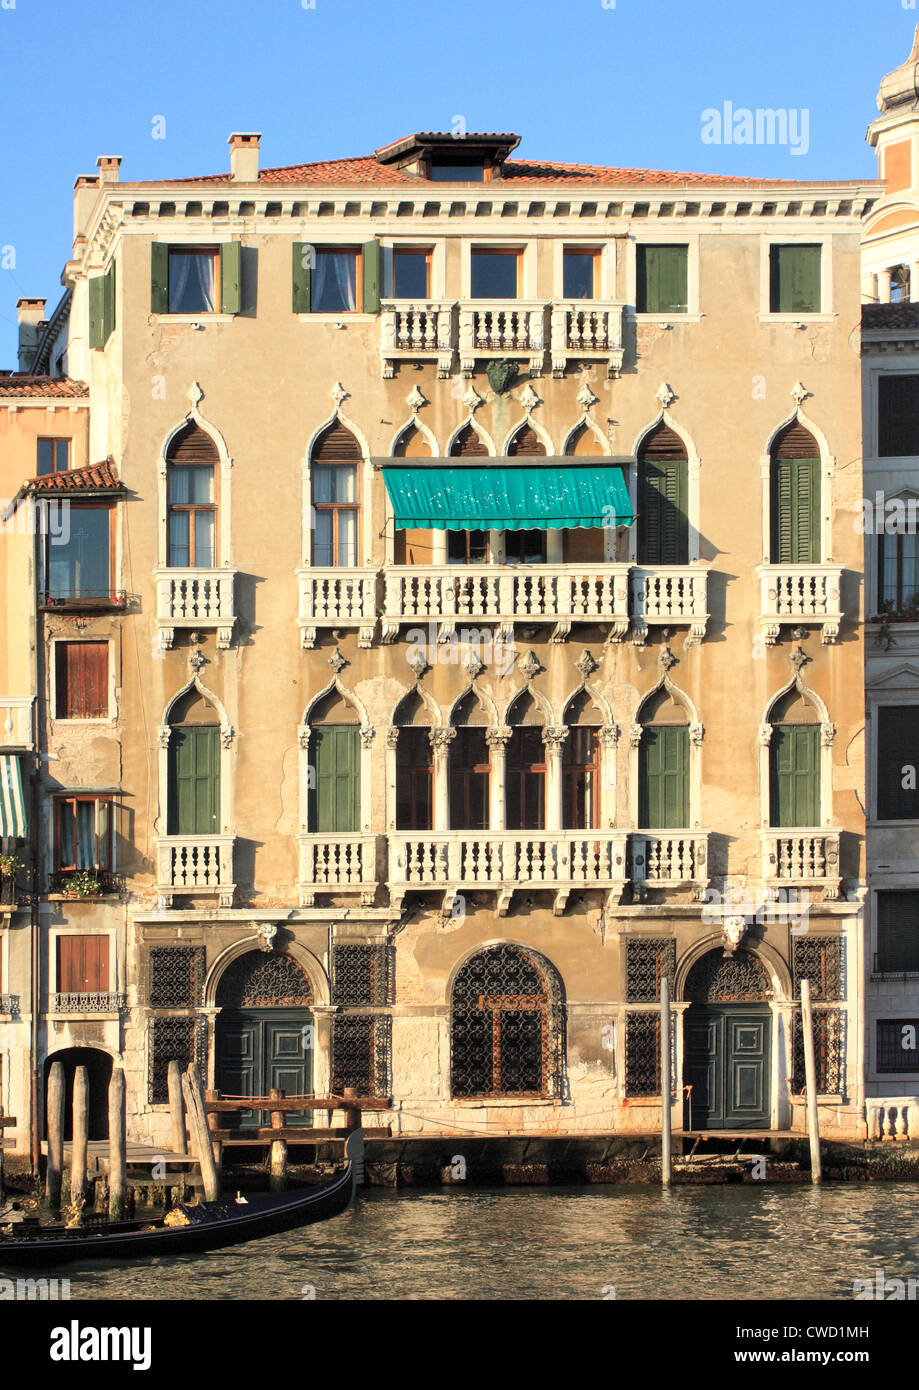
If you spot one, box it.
[450,945,564,1099]
[683,948,772,1131]
[214,952,314,1130]
[43,1047,113,1141]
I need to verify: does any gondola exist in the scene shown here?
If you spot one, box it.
[0,1163,354,1269]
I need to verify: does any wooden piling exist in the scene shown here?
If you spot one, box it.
[800,978,823,1185]
[343,1088,364,1187]
[660,977,672,1189]
[182,1066,219,1202]
[205,1089,223,1172]
[108,1065,126,1220]
[70,1065,89,1219]
[46,1061,65,1208]
[167,1061,187,1157]
[269,1088,288,1191]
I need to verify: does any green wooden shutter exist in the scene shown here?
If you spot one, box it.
[877,706,919,820]
[770,725,820,828]
[877,891,919,972]
[637,246,687,313]
[771,457,820,564]
[151,243,169,314]
[638,458,688,564]
[169,726,220,835]
[639,725,689,829]
[88,275,105,349]
[362,239,381,314]
[102,262,115,344]
[220,241,242,314]
[292,243,312,312]
[770,245,821,313]
[310,726,360,833]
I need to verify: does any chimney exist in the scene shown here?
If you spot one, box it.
[228,132,261,183]
[96,155,122,185]
[73,175,100,247]
[17,297,47,373]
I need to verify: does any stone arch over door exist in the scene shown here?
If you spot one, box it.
[681,947,774,1132]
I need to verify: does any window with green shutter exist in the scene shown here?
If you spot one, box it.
[638,457,688,564]
[636,245,688,314]
[151,243,241,314]
[770,455,820,564]
[308,725,360,833]
[877,705,919,821]
[876,891,919,974]
[292,242,312,312]
[769,724,820,828]
[89,262,116,350]
[639,724,689,829]
[769,244,821,313]
[167,725,220,835]
[219,241,242,314]
[362,239,381,313]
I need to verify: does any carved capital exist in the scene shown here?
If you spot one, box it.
[157,725,172,749]
[758,722,773,746]
[486,725,513,749]
[629,723,643,749]
[429,727,457,753]
[386,726,400,750]
[689,721,704,747]
[298,723,311,750]
[221,725,235,749]
[360,725,375,749]
[542,726,570,750]
[599,723,620,748]
[822,722,837,748]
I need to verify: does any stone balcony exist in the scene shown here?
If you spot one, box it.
[761,830,842,899]
[866,1099,919,1140]
[755,564,844,644]
[458,300,546,376]
[550,300,625,378]
[380,301,454,379]
[297,833,378,906]
[0,696,33,751]
[631,566,710,645]
[296,567,377,649]
[154,567,237,652]
[631,832,711,900]
[388,829,630,916]
[155,834,236,908]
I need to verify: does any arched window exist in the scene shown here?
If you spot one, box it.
[769,689,820,828]
[311,422,361,566]
[446,425,490,565]
[166,423,218,568]
[637,423,688,565]
[506,691,546,830]
[638,689,689,829]
[167,689,220,836]
[504,424,547,564]
[563,690,601,829]
[308,689,360,833]
[448,691,489,831]
[450,944,563,1098]
[394,691,433,831]
[770,421,820,565]
[450,423,488,457]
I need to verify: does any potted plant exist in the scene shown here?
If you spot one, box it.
[60,869,103,899]
[0,854,22,905]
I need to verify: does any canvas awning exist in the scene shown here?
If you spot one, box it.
[380,462,632,531]
[0,756,27,838]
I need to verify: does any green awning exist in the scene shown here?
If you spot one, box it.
[0,756,27,838]
[381,463,632,530]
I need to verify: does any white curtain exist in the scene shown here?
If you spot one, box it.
[314,252,357,311]
[170,253,216,313]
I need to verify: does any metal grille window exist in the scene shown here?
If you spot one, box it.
[877,1019,919,1074]
[450,944,564,1099]
[149,946,206,1008]
[625,1013,660,1097]
[331,1014,391,1097]
[792,936,843,1002]
[685,948,772,1003]
[792,1007,844,1095]
[332,944,393,1005]
[625,938,676,1003]
[215,952,313,1008]
[148,1016,206,1104]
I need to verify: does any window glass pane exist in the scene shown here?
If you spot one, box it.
[59,804,75,866]
[877,1019,919,1072]
[168,513,190,568]
[312,465,334,506]
[878,376,919,457]
[313,464,355,505]
[312,251,358,312]
[48,509,109,599]
[506,529,547,564]
[337,510,358,566]
[431,162,484,182]
[564,252,595,299]
[37,440,52,476]
[394,251,429,298]
[168,465,213,505]
[55,439,70,471]
[96,801,111,868]
[168,251,217,314]
[877,892,919,973]
[314,512,333,566]
[471,251,519,299]
[76,802,95,868]
[877,707,919,820]
[194,511,215,567]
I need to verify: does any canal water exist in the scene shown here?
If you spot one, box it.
[41,1183,919,1301]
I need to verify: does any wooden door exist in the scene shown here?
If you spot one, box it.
[57,935,109,993]
[770,724,820,828]
[168,725,219,835]
[215,1008,313,1130]
[639,724,689,829]
[771,456,820,565]
[684,1005,771,1130]
[309,725,360,833]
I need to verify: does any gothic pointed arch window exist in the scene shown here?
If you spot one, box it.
[563,689,601,830]
[450,944,564,1098]
[311,421,361,566]
[768,688,820,829]
[770,420,820,565]
[506,690,546,831]
[308,689,360,834]
[167,688,220,836]
[504,424,548,564]
[167,423,218,568]
[447,425,490,565]
[638,688,689,829]
[393,423,437,566]
[394,690,434,831]
[637,423,688,565]
[448,690,490,831]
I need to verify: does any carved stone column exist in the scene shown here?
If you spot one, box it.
[542,726,569,832]
[429,727,456,832]
[486,726,512,831]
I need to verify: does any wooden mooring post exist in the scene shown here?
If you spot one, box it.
[660,977,672,1189]
[800,978,822,1185]
[269,1088,287,1191]
[70,1065,89,1220]
[45,1060,65,1208]
[108,1065,126,1220]
[182,1066,219,1202]
[168,1061,187,1158]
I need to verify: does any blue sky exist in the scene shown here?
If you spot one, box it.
[0,0,913,365]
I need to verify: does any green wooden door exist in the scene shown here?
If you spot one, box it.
[684,1006,771,1130]
[215,1007,313,1130]
[638,458,688,564]
[639,725,689,828]
[168,725,219,835]
[770,724,820,828]
[309,725,360,833]
[771,456,820,564]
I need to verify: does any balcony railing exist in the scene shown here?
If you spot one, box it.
[755,564,843,644]
[0,994,19,1017]
[0,696,34,751]
[297,833,378,906]
[631,566,710,645]
[458,300,546,376]
[761,830,842,898]
[550,300,626,378]
[380,301,454,379]
[155,834,235,908]
[389,830,629,915]
[49,992,126,1015]
[41,588,126,612]
[296,567,377,649]
[154,568,237,651]
[866,1099,919,1140]
[631,832,710,898]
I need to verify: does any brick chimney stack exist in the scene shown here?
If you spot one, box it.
[229,133,261,183]
[17,297,47,373]
[96,155,122,184]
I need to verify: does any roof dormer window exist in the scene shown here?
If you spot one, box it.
[430,160,486,183]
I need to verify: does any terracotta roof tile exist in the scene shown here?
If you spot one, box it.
[0,376,89,399]
[862,302,919,330]
[25,459,121,493]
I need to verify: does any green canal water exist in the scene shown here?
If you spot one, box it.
[27,1183,919,1301]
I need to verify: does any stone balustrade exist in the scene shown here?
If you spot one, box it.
[297,833,378,906]
[155,834,235,908]
[762,831,842,898]
[154,567,237,651]
[756,563,844,644]
[866,1098,919,1140]
[296,567,377,649]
